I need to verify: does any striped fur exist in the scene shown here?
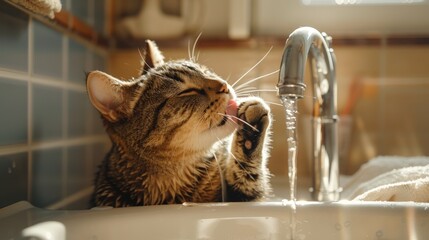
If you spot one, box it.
[87,40,272,207]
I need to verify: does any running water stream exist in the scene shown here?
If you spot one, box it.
[281,96,298,240]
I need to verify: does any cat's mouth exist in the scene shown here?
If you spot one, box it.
[217,99,238,127]
[218,116,228,127]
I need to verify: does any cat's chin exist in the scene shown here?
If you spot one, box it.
[210,123,237,143]
[181,124,236,152]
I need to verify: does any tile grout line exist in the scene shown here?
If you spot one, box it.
[88,0,95,28]
[0,69,87,92]
[27,16,34,202]
[62,34,69,199]
[85,43,95,194]
[0,135,109,156]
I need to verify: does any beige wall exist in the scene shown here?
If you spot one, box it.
[109,42,429,178]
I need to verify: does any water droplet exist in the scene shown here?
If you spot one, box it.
[344,220,351,228]
[335,223,342,231]
[290,201,297,211]
[376,230,383,238]
[8,167,12,174]
[281,199,289,206]
[12,160,16,168]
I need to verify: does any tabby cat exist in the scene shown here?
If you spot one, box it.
[87,40,272,207]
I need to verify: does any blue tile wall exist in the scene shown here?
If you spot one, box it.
[68,91,90,137]
[91,142,109,174]
[0,1,108,209]
[32,85,63,141]
[94,0,106,34]
[92,51,107,72]
[91,108,105,135]
[68,39,87,85]
[32,148,63,207]
[70,1,89,24]
[68,0,106,35]
[33,21,63,79]
[0,3,28,72]
[0,78,28,146]
[0,153,28,207]
[66,145,91,196]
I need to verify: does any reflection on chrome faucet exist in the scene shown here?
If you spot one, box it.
[277,27,340,201]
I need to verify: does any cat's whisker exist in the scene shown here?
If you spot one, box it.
[225,74,232,83]
[187,40,192,61]
[236,86,257,91]
[138,47,144,61]
[231,46,273,88]
[202,160,215,193]
[234,69,280,91]
[227,150,238,161]
[216,112,239,127]
[263,100,284,107]
[137,48,171,80]
[234,86,257,95]
[217,113,259,132]
[235,94,252,98]
[138,48,154,74]
[195,51,201,62]
[236,89,278,95]
[235,88,279,100]
[224,117,240,129]
[226,150,256,181]
[191,32,203,62]
[211,148,226,202]
[235,94,251,98]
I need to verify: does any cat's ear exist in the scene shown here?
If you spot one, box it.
[86,71,140,122]
[140,40,165,75]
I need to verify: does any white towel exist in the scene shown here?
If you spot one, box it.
[341,156,429,202]
[10,0,62,19]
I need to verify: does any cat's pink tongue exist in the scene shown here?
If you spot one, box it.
[226,99,238,123]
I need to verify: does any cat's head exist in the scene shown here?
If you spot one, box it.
[86,40,238,153]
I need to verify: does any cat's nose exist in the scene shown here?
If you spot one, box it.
[207,79,229,94]
[218,82,229,94]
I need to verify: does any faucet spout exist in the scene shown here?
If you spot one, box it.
[277,27,340,201]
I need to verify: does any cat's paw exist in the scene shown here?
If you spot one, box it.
[236,97,271,153]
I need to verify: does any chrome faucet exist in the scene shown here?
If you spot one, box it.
[277,27,340,201]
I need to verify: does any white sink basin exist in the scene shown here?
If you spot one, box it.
[1,201,428,240]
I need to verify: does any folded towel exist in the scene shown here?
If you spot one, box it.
[10,0,62,19]
[342,156,429,202]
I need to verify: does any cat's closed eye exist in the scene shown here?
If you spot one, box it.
[178,88,206,97]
